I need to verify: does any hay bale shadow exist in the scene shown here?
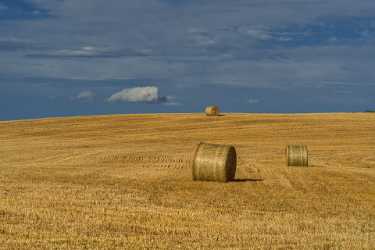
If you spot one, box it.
[306,164,323,168]
[232,178,264,182]
[206,114,225,117]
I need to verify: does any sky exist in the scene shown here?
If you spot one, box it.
[0,0,375,120]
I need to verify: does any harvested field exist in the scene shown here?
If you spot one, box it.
[0,113,374,249]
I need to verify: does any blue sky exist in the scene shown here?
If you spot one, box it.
[0,0,375,120]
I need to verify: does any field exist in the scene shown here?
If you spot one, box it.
[0,113,374,249]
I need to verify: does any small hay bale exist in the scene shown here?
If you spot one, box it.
[286,145,309,167]
[205,105,220,116]
[192,142,237,182]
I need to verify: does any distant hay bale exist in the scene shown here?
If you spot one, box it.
[286,145,309,167]
[205,105,220,116]
[192,142,237,182]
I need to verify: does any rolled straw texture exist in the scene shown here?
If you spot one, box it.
[286,144,309,167]
[205,105,220,116]
[192,142,236,182]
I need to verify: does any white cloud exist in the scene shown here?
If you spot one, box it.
[76,90,95,100]
[54,46,102,57]
[188,28,217,47]
[27,46,152,58]
[108,86,168,103]
[248,98,260,104]
[162,96,182,106]
[237,26,272,40]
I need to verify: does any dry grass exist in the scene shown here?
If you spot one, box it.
[0,113,374,249]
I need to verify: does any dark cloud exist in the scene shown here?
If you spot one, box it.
[0,38,41,51]
[0,0,50,21]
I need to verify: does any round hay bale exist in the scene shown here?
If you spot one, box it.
[205,105,220,116]
[192,142,237,182]
[286,145,308,166]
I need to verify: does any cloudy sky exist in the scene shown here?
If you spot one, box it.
[1,0,375,120]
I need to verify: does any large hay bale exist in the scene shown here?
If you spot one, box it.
[205,105,220,116]
[192,142,237,182]
[286,145,309,167]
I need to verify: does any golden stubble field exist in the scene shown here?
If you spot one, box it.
[0,113,374,249]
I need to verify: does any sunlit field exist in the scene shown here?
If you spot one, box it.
[0,113,374,249]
